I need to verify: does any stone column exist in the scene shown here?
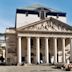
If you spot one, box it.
[45,37,49,64]
[54,37,57,64]
[18,36,22,65]
[36,37,40,64]
[70,38,72,63]
[62,38,65,63]
[27,37,31,64]
[3,50,5,58]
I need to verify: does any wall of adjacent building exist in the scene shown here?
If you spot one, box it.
[5,29,17,64]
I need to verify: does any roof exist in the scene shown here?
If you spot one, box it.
[17,4,65,13]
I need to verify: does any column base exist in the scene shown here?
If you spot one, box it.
[70,61,72,63]
[24,63,32,66]
[45,62,49,65]
[45,63,50,65]
[17,63,24,66]
[54,62,57,65]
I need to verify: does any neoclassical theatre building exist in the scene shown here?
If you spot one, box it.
[5,4,72,65]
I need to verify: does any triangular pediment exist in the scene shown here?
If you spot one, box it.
[17,17,72,32]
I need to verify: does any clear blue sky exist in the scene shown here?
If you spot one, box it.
[0,0,72,33]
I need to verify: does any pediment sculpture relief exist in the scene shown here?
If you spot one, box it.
[23,21,69,31]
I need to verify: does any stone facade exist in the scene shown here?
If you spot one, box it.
[5,5,72,65]
[6,29,17,64]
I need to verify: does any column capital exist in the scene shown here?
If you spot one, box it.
[27,37,31,40]
[70,38,72,41]
[36,37,40,39]
[45,37,49,39]
[17,36,22,39]
[27,36,31,38]
[53,37,57,39]
[61,37,66,39]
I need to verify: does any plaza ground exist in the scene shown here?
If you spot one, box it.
[0,65,69,72]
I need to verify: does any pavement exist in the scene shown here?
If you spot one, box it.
[0,65,70,72]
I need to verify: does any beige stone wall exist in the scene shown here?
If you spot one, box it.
[6,34,17,64]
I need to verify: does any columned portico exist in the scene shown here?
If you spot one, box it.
[17,33,72,65]
[45,37,49,64]
[27,37,31,64]
[36,37,40,64]
[62,38,66,63]
[54,37,57,64]
[18,36,22,64]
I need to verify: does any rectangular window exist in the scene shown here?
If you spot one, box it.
[41,11,44,19]
[25,12,28,16]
